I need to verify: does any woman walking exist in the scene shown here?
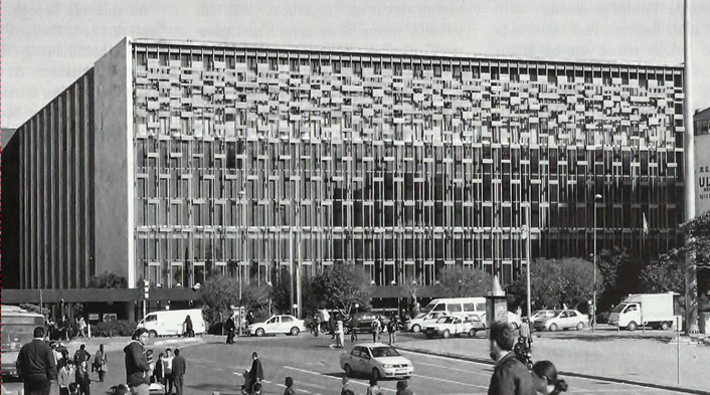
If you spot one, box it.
[93,344,108,382]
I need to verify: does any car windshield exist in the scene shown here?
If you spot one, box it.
[370,347,400,358]
[612,304,626,313]
[414,313,426,319]
[436,317,455,324]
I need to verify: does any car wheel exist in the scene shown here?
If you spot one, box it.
[290,327,300,336]
[468,328,476,338]
[661,321,671,331]
[576,322,584,331]
[549,323,558,332]
[148,330,158,339]
[255,328,265,337]
[411,325,421,333]
[344,364,353,377]
[372,368,381,381]
[627,321,638,331]
[442,329,451,339]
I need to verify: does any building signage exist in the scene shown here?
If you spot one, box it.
[697,135,710,216]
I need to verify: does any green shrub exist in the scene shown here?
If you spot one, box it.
[92,320,137,337]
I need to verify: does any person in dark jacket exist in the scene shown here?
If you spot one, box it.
[225,315,235,344]
[74,344,91,366]
[283,376,295,395]
[124,328,151,395]
[329,314,337,339]
[75,361,91,395]
[487,321,536,395]
[531,361,568,395]
[16,326,58,395]
[247,351,264,391]
[395,380,413,395]
[183,316,194,337]
[171,349,187,395]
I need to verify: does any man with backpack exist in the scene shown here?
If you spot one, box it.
[387,316,398,345]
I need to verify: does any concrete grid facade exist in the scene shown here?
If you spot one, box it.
[8,38,688,293]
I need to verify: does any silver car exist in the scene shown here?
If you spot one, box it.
[340,343,414,380]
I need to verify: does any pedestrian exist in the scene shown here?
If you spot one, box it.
[395,380,413,395]
[341,377,353,395]
[387,316,398,345]
[74,344,91,366]
[329,314,337,339]
[171,349,187,395]
[16,326,58,395]
[248,351,264,391]
[58,360,76,395]
[77,317,88,338]
[366,377,382,395]
[183,315,194,338]
[93,344,108,382]
[225,314,236,344]
[487,321,535,395]
[371,316,381,343]
[75,361,91,395]
[283,376,295,395]
[531,361,568,395]
[519,318,532,349]
[162,349,174,395]
[153,353,164,385]
[336,316,345,348]
[349,315,359,342]
[124,328,151,395]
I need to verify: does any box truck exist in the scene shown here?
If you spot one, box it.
[608,293,680,331]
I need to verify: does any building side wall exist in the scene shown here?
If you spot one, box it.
[2,131,22,288]
[14,71,95,289]
[129,43,686,291]
[94,38,134,287]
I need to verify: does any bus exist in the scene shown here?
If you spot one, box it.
[1,305,45,376]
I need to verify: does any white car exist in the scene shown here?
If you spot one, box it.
[533,309,589,331]
[340,343,414,380]
[423,316,483,339]
[247,315,306,337]
[405,311,451,333]
[478,311,523,330]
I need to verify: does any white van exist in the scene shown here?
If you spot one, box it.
[423,297,487,319]
[137,309,206,337]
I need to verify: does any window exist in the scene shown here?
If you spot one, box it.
[432,304,446,312]
[282,316,293,323]
[448,303,463,313]
[464,303,476,312]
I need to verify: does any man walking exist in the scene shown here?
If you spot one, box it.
[225,314,235,344]
[124,328,151,395]
[171,349,187,395]
[16,326,58,395]
[387,317,398,345]
[487,321,535,395]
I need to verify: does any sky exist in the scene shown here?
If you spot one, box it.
[3,0,710,149]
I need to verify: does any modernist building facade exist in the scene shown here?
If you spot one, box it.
[4,37,689,293]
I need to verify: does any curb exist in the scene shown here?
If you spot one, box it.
[395,345,709,395]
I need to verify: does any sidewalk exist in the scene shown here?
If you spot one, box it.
[396,334,710,394]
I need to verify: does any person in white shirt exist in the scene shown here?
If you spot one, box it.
[162,349,174,395]
[58,360,75,395]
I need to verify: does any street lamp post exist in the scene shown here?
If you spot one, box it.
[523,203,532,323]
[593,193,603,332]
[239,190,246,337]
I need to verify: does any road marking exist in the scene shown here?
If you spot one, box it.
[401,349,682,394]
[416,361,489,377]
[410,373,488,389]
[283,366,396,392]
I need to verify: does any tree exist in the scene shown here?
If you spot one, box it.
[640,253,685,294]
[88,272,128,288]
[510,258,599,311]
[270,267,293,314]
[437,266,493,297]
[655,211,710,334]
[311,264,371,316]
[200,275,240,326]
[597,247,645,311]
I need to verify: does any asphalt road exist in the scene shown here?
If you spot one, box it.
[2,334,690,395]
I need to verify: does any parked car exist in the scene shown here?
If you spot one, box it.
[246,315,306,337]
[479,311,523,330]
[424,316,484,339]
[533,309,588,331]
[340,343,414,380]
[405,311,451,333]
[532,310,557,324]
[344,312,391,334]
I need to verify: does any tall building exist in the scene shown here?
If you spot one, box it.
[3,37,689,295]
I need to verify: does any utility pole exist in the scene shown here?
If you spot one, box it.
[683,0,697,336]
[525,204,532,322]
[239,190,246,337]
